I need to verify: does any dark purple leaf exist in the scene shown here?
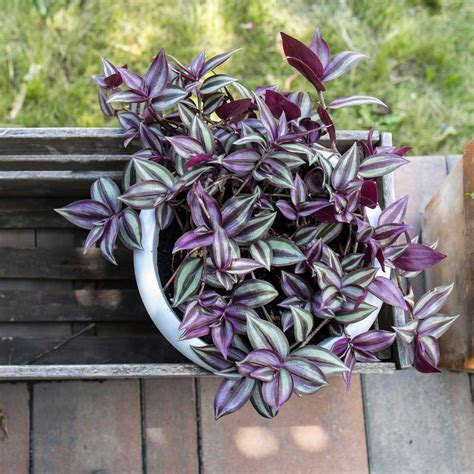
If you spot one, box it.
[393,243,446,272]
[144,49,168,98]
[173,227,214,252]
[368,276,408,309]
[265,90,301,121]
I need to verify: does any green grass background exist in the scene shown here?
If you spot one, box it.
[1,0,472,154]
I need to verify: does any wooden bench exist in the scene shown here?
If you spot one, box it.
[0,128,409,379]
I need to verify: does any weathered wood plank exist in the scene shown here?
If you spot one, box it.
[0,198,72,228]
[33,380,142,473]
[0,335,187,365]
[0,229,35,248]
[0,170,122,196]
[199,376,368,473]
[0,288,147,322]
[0,383,29,474]
[0,154,129,171]
[0,248,133,280]
[0,128,378,155]
[363,370,474,473]
[423,143,473,371]
[0,362,395,380]
[143,379,199,473]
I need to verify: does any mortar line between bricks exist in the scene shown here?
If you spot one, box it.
[194,378,203,474]
[139,379,147,474]
[360,375,372,474]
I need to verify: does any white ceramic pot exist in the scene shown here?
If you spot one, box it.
[133,207,388,369]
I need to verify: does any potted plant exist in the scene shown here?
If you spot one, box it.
[56,29,457,419]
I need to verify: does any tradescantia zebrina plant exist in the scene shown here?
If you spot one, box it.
[56,29,458,419]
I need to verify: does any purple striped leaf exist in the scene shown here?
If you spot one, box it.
[118,180,168,209]
[222,192,257,237]
[237,349,281,379]
[261,368,293,410]
[200,74,237,94]
[144,49,168,98]
[327,95,387,110]
[249,241,273,271]
[212,320,235,359]
[309,28,330,68]
[167,136,205,159]
[202,49,240,75]
[152,85,188,111]
[378,195,409,225]
[211,226,232,270]
[284,357,327,395]
[417,314,458,339]
[290,307,313,342]
[359,154,409,178]
[233,280,278,308]
[55,200,110,230]
[173,227,214,252]
[118,208,142,251]
[413,283,454,319]
[281,271,312,300]
[91,177,122,214]
[191,115,215,153]
[173,257,204,307]
[393,319,418,344]
[322,51,368,82]
[246,313,289,357]
[352,330,396,353]
[291,346,348,376]
[191,345,237,372]
[250,382,278,419]
[84,224,104,254]
[414,336,440,373]
[335,301,377,324]
[233,212,276,244]
[228,258,264,275]
[276,200,298,220]
[267,238,305,267]
[369,276,408,309]
[107,90,146,104]
[222,149,260,175]
[214,377,255,419]
[100,215,120,265]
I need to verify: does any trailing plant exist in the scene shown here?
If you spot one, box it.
[56,29,457,419]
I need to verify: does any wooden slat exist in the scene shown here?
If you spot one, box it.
[379,132,411,370]
[32,380,142,473]
[0,198,72,228]
[0,170,122,196]
[423,143,473,372]
[0,362,395,379]
[0,383,30,473]
[0,335,187,365]
[0,288,147,322]
[0,154,129,171]
[0,128,378,155]
[0,248,133,280]
[143,379,199,473]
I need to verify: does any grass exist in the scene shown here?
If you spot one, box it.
[0,0,472,154]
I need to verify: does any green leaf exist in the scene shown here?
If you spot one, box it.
[335,302,377,324]
[290,307,314,342]
[246,312,289,358]
[249,241,273,271]
[118,180,168,209]
[118,208,142,250]
[232,279,278,307]
[191,115,215,153]
[291,345,349,375]
[267,238,305,267]
[173,257,204,307]
[132,158,175,188]
[200,74,237,94]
